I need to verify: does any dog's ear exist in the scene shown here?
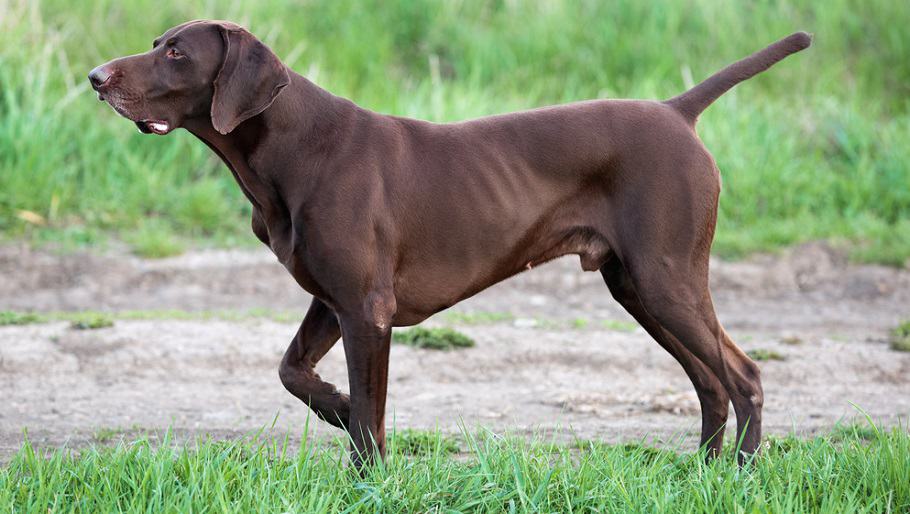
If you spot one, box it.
[211,23,290,135]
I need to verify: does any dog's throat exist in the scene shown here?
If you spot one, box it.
[188,123,296,261]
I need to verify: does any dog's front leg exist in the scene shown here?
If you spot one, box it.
[338,291,396,467]
[278,298,349,429]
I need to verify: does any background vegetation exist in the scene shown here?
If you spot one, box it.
[1,0,908,262]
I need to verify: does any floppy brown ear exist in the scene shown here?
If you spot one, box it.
[212,23,290,135]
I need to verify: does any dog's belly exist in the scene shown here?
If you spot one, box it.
[390,219,612,326]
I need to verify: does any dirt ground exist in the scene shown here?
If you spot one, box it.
[1,242,908,460]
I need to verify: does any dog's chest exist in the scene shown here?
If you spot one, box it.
[267,236,335,302]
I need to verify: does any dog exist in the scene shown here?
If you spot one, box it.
[89,20,811,465]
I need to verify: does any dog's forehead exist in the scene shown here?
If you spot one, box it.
[153,21,200,47]
[153,20,245,47]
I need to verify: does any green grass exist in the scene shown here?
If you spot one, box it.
[747,348,787,362]
[68,313,115,330]
[829,421,883,443]
[0,310,114,329]
[440,310,515,325]
[442,312,639,332]
[0,0,908,264]
[890,321,910,352]
[93,427,129,444]
[0,308,302,326]
[0,308,637,334]
[1,425,907,512]
[122,219,186,258]
[571,317,590,329]
[93,425,146,444]
[393,428,460,457]
[601,319,640,332]
[0,311,42,326]
[393,327,475,351]
[780,335,804,346]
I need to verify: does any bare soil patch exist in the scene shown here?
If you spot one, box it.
[1,242,908,459]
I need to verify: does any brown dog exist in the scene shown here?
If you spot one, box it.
[89,21,811,465]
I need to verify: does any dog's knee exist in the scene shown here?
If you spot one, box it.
[339,289,397,338]
[364,289,397,334]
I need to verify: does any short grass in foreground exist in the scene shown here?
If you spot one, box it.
[890,320,910,352]
[1,425,907,513]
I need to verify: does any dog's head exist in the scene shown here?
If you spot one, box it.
[89,20,289,135]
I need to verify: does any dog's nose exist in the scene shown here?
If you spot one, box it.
[88,65,112,89]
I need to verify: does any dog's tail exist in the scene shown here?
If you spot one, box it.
[665,32,811,123]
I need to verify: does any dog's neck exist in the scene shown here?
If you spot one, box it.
[183,73,356,259]
[225,72,354,151]
[184,71,351,178]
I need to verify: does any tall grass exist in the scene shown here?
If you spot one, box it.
[1,426,908,512]
[1,0,908,262]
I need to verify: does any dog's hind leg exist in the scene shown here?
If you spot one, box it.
[279,298,350,429]
[600,254,730,459]
[603,139,763,463]
[619,248,763,464]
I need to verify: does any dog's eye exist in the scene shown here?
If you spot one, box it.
[166,48,184,60]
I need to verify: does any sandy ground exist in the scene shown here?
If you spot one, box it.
[1,242,908,459]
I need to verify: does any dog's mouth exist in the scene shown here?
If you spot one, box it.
[95,92,172,135]
[135,119,171,135]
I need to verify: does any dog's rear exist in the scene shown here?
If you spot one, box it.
[594,32,812,464]
[665,32,812,122]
